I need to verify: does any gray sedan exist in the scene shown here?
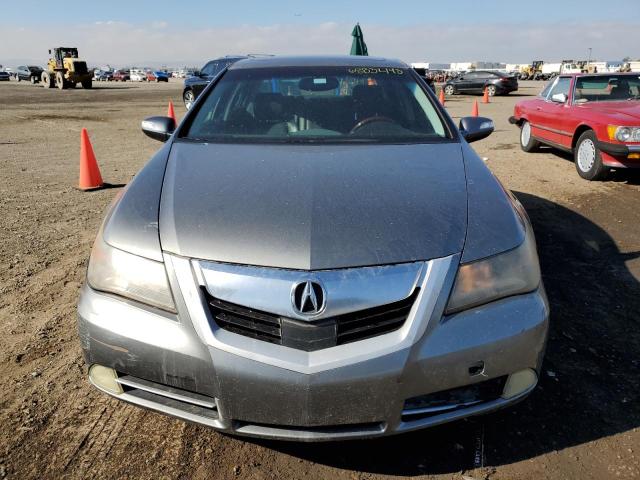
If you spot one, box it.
[78,56,549,441]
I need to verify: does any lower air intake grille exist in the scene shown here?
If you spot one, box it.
[205,288,419,352]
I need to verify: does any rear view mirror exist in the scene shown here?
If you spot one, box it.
[551,93,567,103]
[299,76,339,91]
[459,116,494,143]
[141,116,176,142]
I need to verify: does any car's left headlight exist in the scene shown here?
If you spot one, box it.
[87,233,176,313]
[608,125,640,143]
[445,226,541,314]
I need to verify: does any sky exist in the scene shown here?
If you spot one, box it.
[1,0,639,67]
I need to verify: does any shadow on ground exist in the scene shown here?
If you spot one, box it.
[537,145,640,185]
[245,191,640,476]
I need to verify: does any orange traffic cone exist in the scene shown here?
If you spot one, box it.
[471,100,479,117]
[78,128,103,191]
[482,87,490,104]
[167,100,177,123]
[439,88,445,106]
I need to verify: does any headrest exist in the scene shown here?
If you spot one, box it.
[352,85,385,103]
[254,93,287,122]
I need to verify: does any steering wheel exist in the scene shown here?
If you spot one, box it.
[350,116,395,134]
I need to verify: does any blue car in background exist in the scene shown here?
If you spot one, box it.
[153,71,169,82]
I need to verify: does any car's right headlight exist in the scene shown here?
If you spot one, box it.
[445,226,541,314]
[87,233,176,313]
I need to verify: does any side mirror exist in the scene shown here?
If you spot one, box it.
[141,116,176,142]
[459,116,494,143]
[551,93,567,103]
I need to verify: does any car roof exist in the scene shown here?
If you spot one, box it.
[560,72,639,78]
[229,55,408,70]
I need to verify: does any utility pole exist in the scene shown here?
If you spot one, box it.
[587,47,592,67]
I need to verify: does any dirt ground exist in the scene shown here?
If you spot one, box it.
[1,79,639,480]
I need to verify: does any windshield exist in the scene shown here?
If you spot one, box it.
[182,66,449,143]
[574,75,640,103]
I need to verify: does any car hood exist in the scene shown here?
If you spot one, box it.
[578,101,640,122]
[159,142,468,270]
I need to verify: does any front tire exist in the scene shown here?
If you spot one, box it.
[486,85,497,96]
[520,121,540,152]
[15,74,20,82]
[574,130,608,181]
[183,89,195,110]
[82,80,93,89]
[56,72,65,90]
[443,84,455,96]
[42,71,53,88]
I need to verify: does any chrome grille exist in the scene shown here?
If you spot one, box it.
[205,288,419,351]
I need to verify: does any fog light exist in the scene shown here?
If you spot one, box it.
[89,364,123,395]
[501,368,537,399]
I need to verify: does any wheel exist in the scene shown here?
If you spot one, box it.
[486,84,497,96]
[42,71,53,88]
[519,121,540,152]
[30,75,37,84]
[15,74,20,82]
[68,82,77,89]
[183,89,195,110]
[443,84,455,96]
[56,71,65,89]
[155,78,159,82]
[82,80,93,89]
[574,130,608,180]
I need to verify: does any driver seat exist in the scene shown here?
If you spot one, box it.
[352,85,389,121]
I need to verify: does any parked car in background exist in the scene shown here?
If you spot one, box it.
[0,70,10,81]
[444,70,518,96]
[148,70,169,82]
[183,56,248,109]
[510,73,640,180]
[130,69,145,82]
[79,55,548,442]
[15,65,43,83]
[95,70,114,82]
[112,70,130,82]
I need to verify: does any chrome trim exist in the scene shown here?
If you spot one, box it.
[195,260,425,321]
[530,122,572,137]
[402,399,482,416]
[116,375,217,409]
[169,254,457,374]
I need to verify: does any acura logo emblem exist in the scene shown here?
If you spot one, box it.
[292,280,325,315]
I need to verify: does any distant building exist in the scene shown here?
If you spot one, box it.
[410,62,451,71]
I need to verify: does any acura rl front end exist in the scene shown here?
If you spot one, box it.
[77,55,549,441]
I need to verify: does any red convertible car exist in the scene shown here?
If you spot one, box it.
[510,73,640,180]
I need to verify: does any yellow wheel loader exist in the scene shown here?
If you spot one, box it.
[41,47,93,90]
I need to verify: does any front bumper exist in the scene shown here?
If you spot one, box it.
[78,263,549,441]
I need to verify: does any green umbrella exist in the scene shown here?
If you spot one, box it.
[350,23,368,56]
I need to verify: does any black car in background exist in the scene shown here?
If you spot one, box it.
[183,56,247,109]
[0,71,10,81]
[182,56,280,109]
[443,70,518,96]
[15,65,43,83]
